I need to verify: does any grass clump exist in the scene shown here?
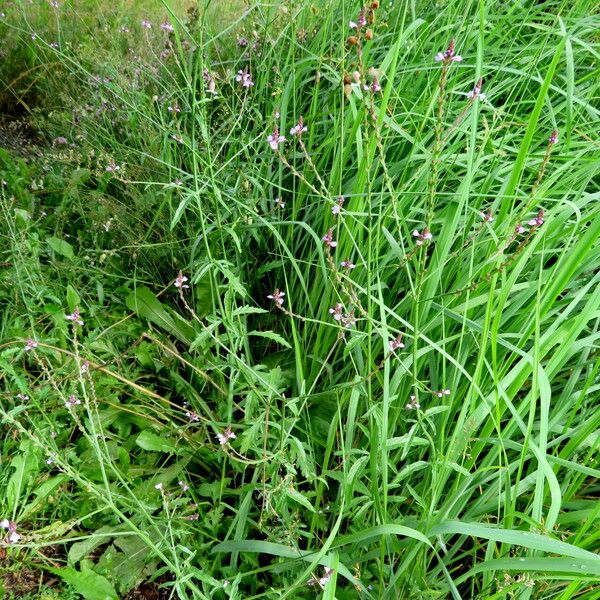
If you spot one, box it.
[0,0,599,598]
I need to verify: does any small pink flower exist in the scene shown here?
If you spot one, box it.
[527,210,544,227]
[515,224,527,235]
[480,210,494,222]
[119,26,130,33]
[267,128,285,150]
[290,116,308,137]
[174,271,189,289]
[548,130,558,145]
[237,36,248,47]
[168,102,181,113]
[371,76,381,93]
[331,195,344,216]
[329,303,344,321]
[81,360,90,375]
[16,393,29,401]
[308,567,334,587]
[322,228,337,248]
[389,334,405,351]
[65,308,84,326]
[141,19,152,29]
[341,311,357,328]
[179,480,189,492]
[0,519,20,544]
[267,289,285,306]
[217,426,236,445]
[435,39,462,63]
[340,259,356,270]
[49,0,59,7]
[357,8,367,27]
[434,389,451,398]
[236,69,254,88]
[186,410,200,422]
[160,21,174,32]
[54,136,68,145]
[105,160,120,172]
[466,78,485,100]
[25,338,38,351]
[412,228,433,245]
[64,394,81,409]
[406,395,420,410]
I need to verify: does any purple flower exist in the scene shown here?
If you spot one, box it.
[267,128,285,150]
[16,393,29,401]
[515,223,527,235]
[329,303,344,321]
[119,26,130,33]
[160,21,174,32]
[548,130,558,145]
[466,78,485,100]
[274,197,285,209]
[389,334,405,351]
[179,480,190,492]
[527,210,544,227]
[168,102,181,113]
[174,271,189,289]
[308,567,334,587]
[25,338,38,351]
[479,210,494,222]
[0,519,20,544]
[331,195,344,216]
[64,394,81,409]
[290,116,307,137]
[216,426,236,445]
[186,410,200,422]
[412,228,433,245]
[65,308,84,326]
[236,69,254,88]
[322,228,337,249]
[406,395,420,410]
[203,69,217,95]
[357,9,367,27]
[341,311,357,328]
[49,0,59,7]
[434,389,451,398]
[105,160,120,172]
[141,19,152,29]
[267,289,285,306]
[81,360,90,375]
[237,36,248,47]
[435,39,462,63]
[340,259,356,270]
[371,76,381,93]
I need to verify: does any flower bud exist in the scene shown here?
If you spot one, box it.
[365,28,373,40]
[347,35,358,46]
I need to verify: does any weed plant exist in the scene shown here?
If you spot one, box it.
[0,0,599,598]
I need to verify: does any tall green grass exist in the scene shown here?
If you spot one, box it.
[0,0,599,598]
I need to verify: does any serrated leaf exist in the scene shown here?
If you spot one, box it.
[249,330,291,349]
[44,563,118,600]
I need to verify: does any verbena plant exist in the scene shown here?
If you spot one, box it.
[0,0,599,598]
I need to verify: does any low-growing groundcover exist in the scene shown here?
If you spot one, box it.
[1,0,599,598]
